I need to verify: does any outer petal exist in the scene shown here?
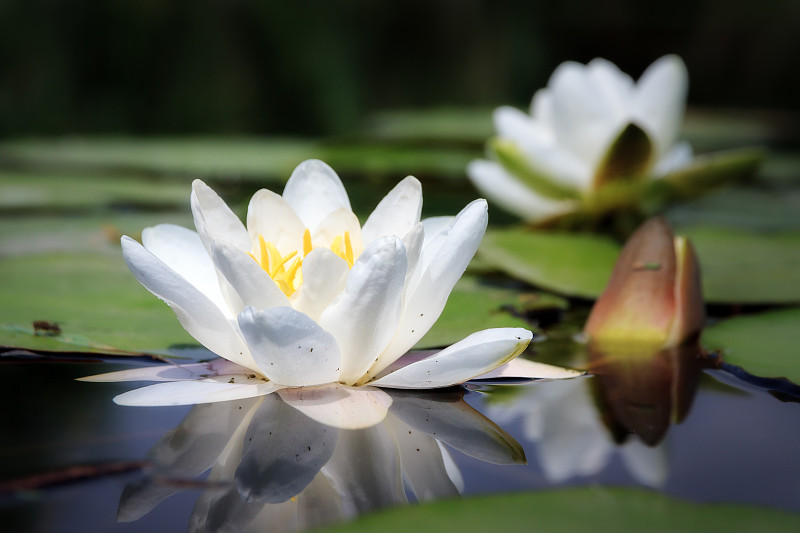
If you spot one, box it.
[319,236,407,386]
[141,224,225,310]
[278,384,393,430]
[113,379,280,406]
[238,306,342,387]
[653,141,693,176]
[190,179,250,253]
[211,239,290,314]
[78,358,251,383]
[246,188,306,255]
[472,357,585,381]
[367,200,488,375]
[370,328,532,389]
[290,248,350,321]
[633,55,688,155]
[494,106,551,149]
[282,160,351,231]
[467,160,576,222]
[361,176,423,243]
[586,58,634,120]
[121,236,255,369]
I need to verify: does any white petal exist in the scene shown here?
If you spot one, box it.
[141,224,226,309]
[121,236,255,369]
[310,208,363,256]
[370,328,532,389]
[246,188,305,255]
[531,88,555,129]
[387,389,525,465]
[494,106,551,147]
[113,380,280,406]
[386,414,460,500]
[653,140,693,176]
[190,179,249,252]
[238,306,341,387]
[368,200,488,373]
[620,438,669,488]
[278,384,393,430]
[586,58,635,119]
[235,394,339,503]
[549,60,625,168]
[211,239,290,314]
[633,55,688,155]
[473,357,585,381]
[361,176,423,244]
[290,249,350,321]
[467,160,576,222]
[319,236,407,385]
[78,359,251,383]
[282,160,351,231]
[401,222,424,291]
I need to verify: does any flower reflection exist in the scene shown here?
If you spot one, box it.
[117,386,524,532]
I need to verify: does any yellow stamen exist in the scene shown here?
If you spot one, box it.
[344,231,354,266]
[303,228,313,257]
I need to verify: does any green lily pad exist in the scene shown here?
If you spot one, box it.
[416,275,566,349]
[0,252,194,355]
[0,171,189,211]
[480,226,800,304]
[319,487,800,533]
[478,229,620,299]
[702,308,800,384]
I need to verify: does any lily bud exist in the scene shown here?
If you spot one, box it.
[584,217,705,349]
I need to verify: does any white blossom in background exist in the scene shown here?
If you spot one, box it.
[83,159,579,408]
[468,55,692,223]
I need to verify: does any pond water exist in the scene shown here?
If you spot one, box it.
[2,350,799,532]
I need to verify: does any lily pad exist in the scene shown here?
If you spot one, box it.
[478,229,620,299]
[415,275,566,349]
[319,487,800,533]
[0,252,194,355]
[479,226,800,304]
[702,308,800,384]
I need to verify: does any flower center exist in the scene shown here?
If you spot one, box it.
[249,228,355,297]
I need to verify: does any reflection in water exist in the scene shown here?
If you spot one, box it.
[117,385,524,532]
[487,344,707,488]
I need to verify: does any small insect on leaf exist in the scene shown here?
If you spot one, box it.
[33,320,61,337]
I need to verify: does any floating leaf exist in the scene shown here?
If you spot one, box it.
[478,229,619,299]
[416,275,566,349]
[318,487,800,533]
[702,308,800,384]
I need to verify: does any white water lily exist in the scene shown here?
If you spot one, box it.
[82,160,577,406]
[468,55,692,223]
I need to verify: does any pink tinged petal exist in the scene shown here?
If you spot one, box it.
[112,380,281,406]
[121,236,255,369]
[246,188,305,255]
[633,55,689,155]
[467,160,576,222]
[211,239,290,314]
[473,357,585,381]
[278,384,393,430]
[361,176,423,244]
[370,328,532,389]
[310,208,363,255]
[78,359,251,383]
[319,236,407,386]
[190,179,249,253]
[238,306,342,387]
[282,159,351,231]
[141,224,225,308]
[369,200,488,374]
[290,249,349,321]
[549,60,626,167]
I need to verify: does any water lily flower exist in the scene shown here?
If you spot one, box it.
[584,216,705,350]
[468,55,760,225]
[116,387,524,531]
[82,160,575,406]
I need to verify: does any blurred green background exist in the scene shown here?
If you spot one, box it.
[1,0,798,138]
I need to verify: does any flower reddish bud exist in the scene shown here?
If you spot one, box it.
[584,217,705,349]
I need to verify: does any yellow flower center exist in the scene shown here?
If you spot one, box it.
[249,228,355,297]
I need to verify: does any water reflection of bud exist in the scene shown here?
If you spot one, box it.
[117,385,524,532]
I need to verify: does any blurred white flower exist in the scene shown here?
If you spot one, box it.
[468,55,693,223]
[83,160,578,406]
